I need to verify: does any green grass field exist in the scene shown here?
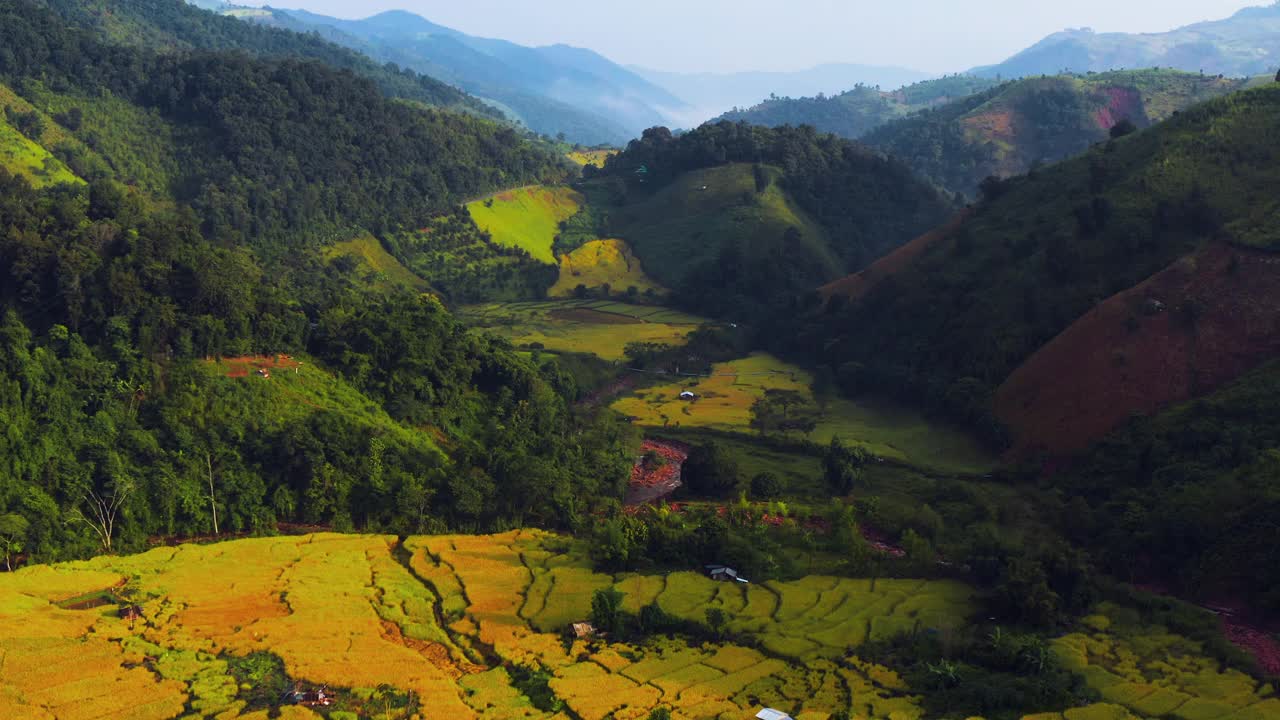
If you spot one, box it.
[608,163,842,290]
[467,186,583,264]
[324,234,430,293]
[548,238,666,298]
[459,299,708,361]
[0,116,79,188]
[613,353,996,474]
[567,149,615,168]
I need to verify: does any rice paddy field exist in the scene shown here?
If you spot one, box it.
[548,239,667,298]
[460,299,708,361]
[612,353,996,475]
[1046,605,1280,720]
[466,186,584,264]
[1,531,1267,720]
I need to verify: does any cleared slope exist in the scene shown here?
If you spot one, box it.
[800,84,1280,444]
[996,242,1280,456]
[466,186,583,265]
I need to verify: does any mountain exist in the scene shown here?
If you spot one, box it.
[717,75,1001,140]
[632,63,934,126]
[861,69,1245,197]
[786,83,1280,610]
[582,122,954,318]
[41,0,496,117]
[226,6,689,145]
[0,0,635,559]
[974,3,1280,79]
[797,83,1280,449]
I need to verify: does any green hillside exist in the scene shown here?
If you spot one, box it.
[0,0,635,562]
[790,84,1280,444]
[862,70,1245,196]
[609,163,840,290]
[1052,361,1280,615]
[41,0,495,117]
[590,123,954,317]
[719,74,1000,139]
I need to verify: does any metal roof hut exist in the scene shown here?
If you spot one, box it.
[756,709,794,720]
[571,622,598,639]
[704,564,749,584]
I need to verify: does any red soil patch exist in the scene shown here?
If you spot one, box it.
[625,439,689,506]
[1095,86,1144,131]
[996,242,1280,457]
[208,355,303,379]
[820,211,971,302]
[962,109,1015,145]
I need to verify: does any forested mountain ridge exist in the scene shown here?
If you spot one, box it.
[781,85,1280,611]
[790,83,1280,445]
[40,0,498,118]
[586,122,955,318]
[861,70,1244,197]
[717,75,1000,141]
[225,5,688,145]
[973,3,1280,79]
[0,0,636,561]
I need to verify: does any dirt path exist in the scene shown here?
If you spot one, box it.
[1136,583,1280,675]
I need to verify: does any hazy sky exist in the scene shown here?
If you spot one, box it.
[246,0,1258,74]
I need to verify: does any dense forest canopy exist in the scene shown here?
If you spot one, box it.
[39,0,496,116]
[0,0,636,561]
[592,121,954,317]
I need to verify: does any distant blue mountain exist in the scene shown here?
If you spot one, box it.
[228,6,689,145]
[972,3,1280,79]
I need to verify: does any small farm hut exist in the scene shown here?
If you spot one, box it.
[571,622,598,639]
[679,391,697,401]
[756,710,794,720]
[705,564,749,584]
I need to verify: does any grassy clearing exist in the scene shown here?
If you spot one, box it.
[459,300,708,361]
[466,186,583,264]
[567,149,615,168]
[197,355,442,455]
[548,238,666,298]
[0,109,80,188]
[324,234,430,292]
[613,353,996,474]
[12,80,180,198]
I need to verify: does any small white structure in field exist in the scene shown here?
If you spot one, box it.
[756,709,794,720]
[679,391,697,401]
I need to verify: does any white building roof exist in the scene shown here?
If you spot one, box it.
[756,710,793,720]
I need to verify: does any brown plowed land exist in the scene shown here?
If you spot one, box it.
[1095,86,1144,130]
[820,210,971,301]
[996,242,1280,457]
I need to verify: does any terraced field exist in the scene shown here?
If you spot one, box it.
[1047,606,1280,720]
[612,353,996,474]
[1,532,1267,720]
[466,186,584,264]
[567,149,616,168]
[460,300,708,360]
